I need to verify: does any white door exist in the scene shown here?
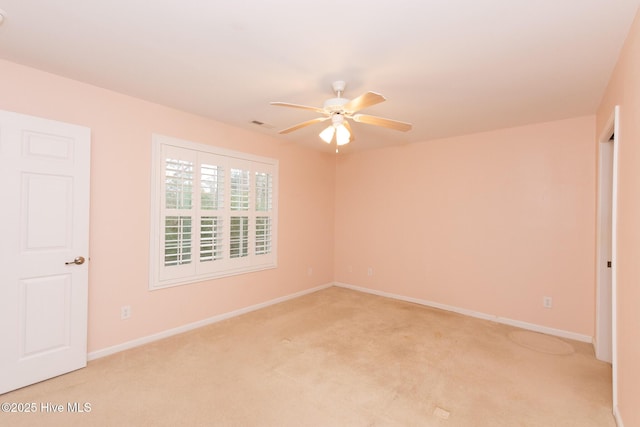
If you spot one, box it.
[0,110,90,394]
[596,140,613,363]
[596,105,619,368]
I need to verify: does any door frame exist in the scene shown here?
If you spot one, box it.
[595,105,619,408]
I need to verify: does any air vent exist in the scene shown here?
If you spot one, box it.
[250,120,275,130]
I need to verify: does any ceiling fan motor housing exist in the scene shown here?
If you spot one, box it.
[323,80,348,113]
[324,97,348,113]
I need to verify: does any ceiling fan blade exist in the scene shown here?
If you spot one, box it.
[342,92,386,113]
[278,117,329,134]
[352,114,412,132]
[270,102,327,115]
[344,120,355,143]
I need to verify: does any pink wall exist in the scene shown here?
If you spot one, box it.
[335,116,596,336]
[0,59,335,353]
[597,8,640,427]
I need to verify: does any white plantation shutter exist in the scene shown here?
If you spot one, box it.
[230,166,250,260]
[254,171,273,256]
[255,216,272,255]
[165,216,192,266]
[159,145,196,281]
[200,216,223,262]
[230,168,250,211]
[255,172,273,211]
[199,156,225,265]
[150,135,278,289]
[229,216,249,259]
[164,156,194,267]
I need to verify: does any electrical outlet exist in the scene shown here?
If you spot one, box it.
[367,267,374,276]
[543,297,552,309]
[434,407,450,420]
[121,305,132,319]
[307,267,313,276]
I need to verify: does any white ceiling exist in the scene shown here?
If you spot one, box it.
[0,0,638,153]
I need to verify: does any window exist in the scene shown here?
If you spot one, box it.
[150,134,278,289]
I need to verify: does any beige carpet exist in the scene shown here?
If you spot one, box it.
[0,287,614,426]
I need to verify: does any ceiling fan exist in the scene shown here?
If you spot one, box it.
[270,81,412,147]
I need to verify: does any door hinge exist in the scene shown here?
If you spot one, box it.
[607,261,612,268]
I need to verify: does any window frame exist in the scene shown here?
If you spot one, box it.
[149,134,278,290]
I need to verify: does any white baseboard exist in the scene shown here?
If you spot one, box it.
[88,282,333,361]
[334,282,592,343]
[614,405,624,427]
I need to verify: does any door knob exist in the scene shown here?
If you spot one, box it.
[65,256,86,265]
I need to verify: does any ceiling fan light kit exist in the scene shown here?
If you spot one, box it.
[271,80,412,149]
[319,125,335,144]
[335,123,351,146]
[319,114,350,145]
